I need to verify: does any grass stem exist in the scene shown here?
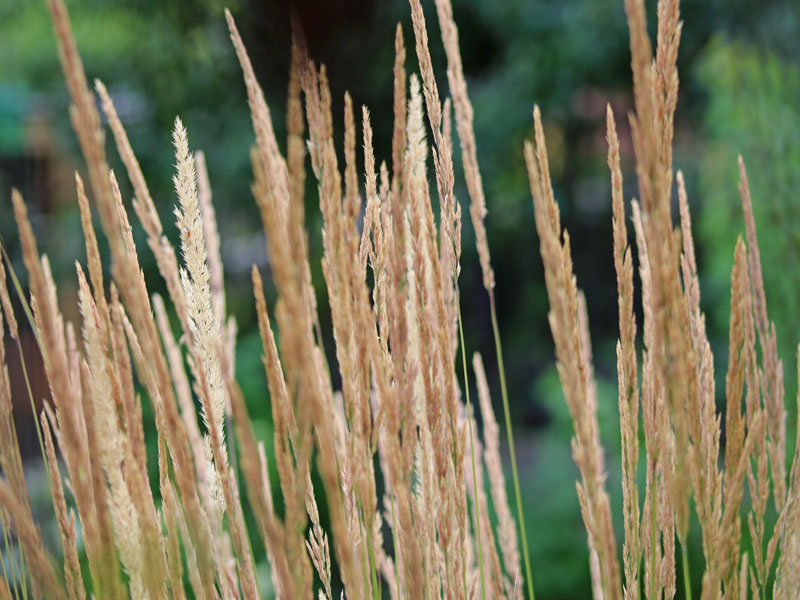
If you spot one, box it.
[681,540,692,600]
[650,469,658,600]
[489,292,535,600]
[458,300,486,600]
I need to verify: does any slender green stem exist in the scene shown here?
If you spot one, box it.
[365,514,382,600]
[13,345,33,600]
[458,300,486,600]
[2,244,53,486]
[650,468,658,600]
[360,529,371,600]
[489,292,535,600]
[1,519,19,600]
[388,485,401,600]
[681,540,692,600]
[1,245,45,600]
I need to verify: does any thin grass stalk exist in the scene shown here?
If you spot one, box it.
[0,264,32,600]
[40,413,84,600]
[458,301,486,600]
[0,250,49,500]
[681,542,692,600]
[10,191,122,598]
[0,525,14,600]
[0,480,64,600]
[0,536,16,600]
[484,294,535,600]
[365,519,382,600]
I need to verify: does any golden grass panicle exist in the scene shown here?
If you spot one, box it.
[226,30,351,592]
[252,265,312,598]
[432,0,494,294]
[173,116,261,597]
[95,80,190,336]
[172,117,228,464]
[11,189,121,595]
[607,105,641,600]
[76,263,153,599]
[47,3,217,583]
[401,11,469,582]
[526,105,622,600]
[195,151,225,321]
[739,156,787,513]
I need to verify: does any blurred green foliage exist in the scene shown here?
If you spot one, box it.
[697,39,800,400]
[1,0,799,597]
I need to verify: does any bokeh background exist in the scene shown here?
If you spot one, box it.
[2,0,800,597]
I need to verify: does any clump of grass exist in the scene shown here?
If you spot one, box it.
[527,0,800,598]
[1,0,799,598]
[1,0,527,597]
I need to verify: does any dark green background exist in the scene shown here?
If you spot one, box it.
[1,0,799,597]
